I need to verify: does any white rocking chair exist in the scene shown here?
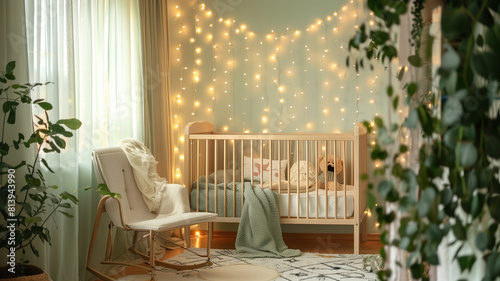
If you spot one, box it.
[87,147,216,281]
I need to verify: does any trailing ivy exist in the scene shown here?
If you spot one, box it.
[348,0,500,280]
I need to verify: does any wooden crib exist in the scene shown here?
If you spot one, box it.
[183,122,369,254]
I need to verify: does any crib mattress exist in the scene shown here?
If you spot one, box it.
[278,188,354,219]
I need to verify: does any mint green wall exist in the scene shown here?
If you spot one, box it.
[169,0,391,234]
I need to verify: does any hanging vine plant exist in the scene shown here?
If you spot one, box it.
[348,0,500,280]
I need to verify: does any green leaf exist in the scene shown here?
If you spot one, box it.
[397,67,405,81]
[484,252,500,281]
[407,82,417,97]
[471,52,500,80]
[399,145,408,153]
[51,135,66,149]
[374,117,384,128]
[443,90,467,126]
[6,61,16,73]
[476,231,488,251]
[417,105,433,135]
[61,191,78,204]
[381,45,398,62]
[393,96,399,110]
[485,23,500,50]
[458,142,478,167]
[441,8,470,40]
[452,219,467,240]
[488,195,500,222]
[418,188,436,217]
[387,85,393,97]
[457,255,476,272]
[485,135,500,158]
[405,221,418,236]
[444,127,459,149]
[441,44,461,71]
[371,30,389,45]
[47,140,61,153]
[2,100,19,114]
[56,118,82,130]
[404,109,419,129]
[378,180,399,202]
[41,158,55,173]
[442,71,457,97]
[25,217,42,224]
[477,34,484,47]
[408,54,423,67]
[470,193,484,219]
[7,105,16,124]
[59,211,73,218]
[59,202,72,208]
[37,102,53,111]
[5,73,15,80]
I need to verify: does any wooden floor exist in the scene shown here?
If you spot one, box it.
[95,231,382,280]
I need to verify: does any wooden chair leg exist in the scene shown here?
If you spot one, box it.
[207,222,212,261]
[209,222,214,244]
[87,196,116,281]
[184,226,191,248]
[150,230,156,281]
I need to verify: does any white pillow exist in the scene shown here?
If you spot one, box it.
[243,156,287,183]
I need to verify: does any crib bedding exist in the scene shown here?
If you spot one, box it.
[279,188,354,219]
[190,177,354,219]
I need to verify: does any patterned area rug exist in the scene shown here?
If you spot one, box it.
[118,249,379,281]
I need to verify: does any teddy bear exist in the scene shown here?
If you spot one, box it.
[317,155,343,190]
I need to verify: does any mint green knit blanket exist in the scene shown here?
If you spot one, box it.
[235,186,301,258]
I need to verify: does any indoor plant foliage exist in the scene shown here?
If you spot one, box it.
[0,61,81,277]
[348,0,500,280]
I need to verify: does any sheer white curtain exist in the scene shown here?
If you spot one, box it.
[24,0,143,279]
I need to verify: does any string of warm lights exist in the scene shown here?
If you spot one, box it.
[170,0,391,178]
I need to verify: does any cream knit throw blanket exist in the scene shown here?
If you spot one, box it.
[119,139,189,215]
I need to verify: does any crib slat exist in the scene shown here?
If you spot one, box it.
[315,141,319,220]
[233,140,236,217]
[259,139,264,186]
[325,142,329,220]
[269,140,272,188]
[344,141,347,219]
[305,140,309,219]
[333,140,337,219]
[250,140,254,186]
[277,140,281,217]
[296,140,300,220]
[287,140,291,219]
[223,140,227,217]
[196,140,200,212]
[241,140,244,214]
[205,140,209,212]
[214,140,218,214]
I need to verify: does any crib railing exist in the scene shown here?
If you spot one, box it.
[184,122,367,222]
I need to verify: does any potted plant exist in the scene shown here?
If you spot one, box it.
[0,61,81,279]
[348,0,500,280]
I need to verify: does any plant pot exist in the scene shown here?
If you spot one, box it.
[0,265,50,281]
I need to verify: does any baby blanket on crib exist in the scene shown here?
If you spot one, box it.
[235,186,301,258]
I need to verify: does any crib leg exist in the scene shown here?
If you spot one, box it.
[354,224,360,255]
[361,218,367,242]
